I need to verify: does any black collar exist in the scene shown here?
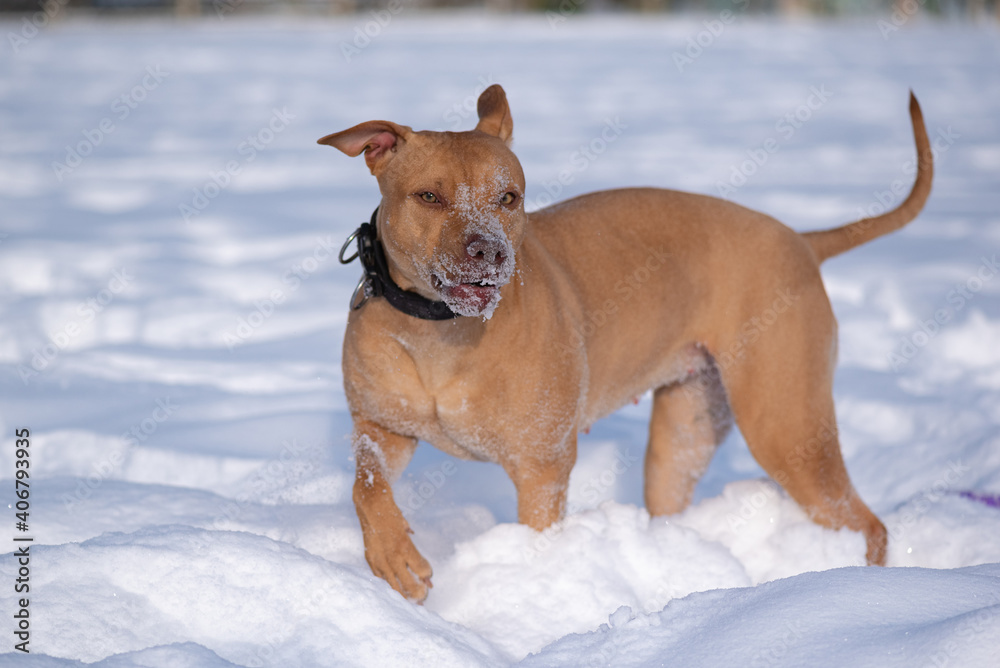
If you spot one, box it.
[339,208,459,321]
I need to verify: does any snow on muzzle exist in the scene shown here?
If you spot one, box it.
[432,233,516,320]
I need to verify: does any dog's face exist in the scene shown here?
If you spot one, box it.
[319,85,526,319]
[374,130,526,319]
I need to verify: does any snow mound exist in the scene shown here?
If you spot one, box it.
[428,502,749,660]
[523,564,1000,668]
[5,526,505,667]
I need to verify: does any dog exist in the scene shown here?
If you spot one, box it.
[318,85,932,602]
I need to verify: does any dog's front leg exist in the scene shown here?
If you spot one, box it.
[504,433,578,531]
[351,418,433,602]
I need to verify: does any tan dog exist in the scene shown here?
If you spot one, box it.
[318,85,932,602]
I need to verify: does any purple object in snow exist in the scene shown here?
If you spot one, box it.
[958,491,1000,509]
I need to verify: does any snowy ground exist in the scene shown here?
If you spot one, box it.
[2,10,1000,667]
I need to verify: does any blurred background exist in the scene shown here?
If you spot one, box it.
[2,0,1000,20]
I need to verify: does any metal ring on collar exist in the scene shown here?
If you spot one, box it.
[339,229,360,264]
[349,275,369,310]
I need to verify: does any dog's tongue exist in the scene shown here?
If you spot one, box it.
[442,283,502,320]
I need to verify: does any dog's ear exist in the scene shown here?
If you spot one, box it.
[475,84,513,145]
[317,121,413,175]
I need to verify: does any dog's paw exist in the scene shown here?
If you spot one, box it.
[365,529,434,604]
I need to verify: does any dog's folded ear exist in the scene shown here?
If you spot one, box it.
[475,84,513,146]
[317,121,413,175]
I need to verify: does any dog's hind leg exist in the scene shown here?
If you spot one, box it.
[645,357,733,516]
[719,289,888,565]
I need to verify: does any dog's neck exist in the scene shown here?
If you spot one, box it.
[348,208,460,321]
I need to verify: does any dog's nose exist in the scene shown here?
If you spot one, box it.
[466,235,508,267]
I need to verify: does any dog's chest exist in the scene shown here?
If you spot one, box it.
[422,379,510,463]
[354,314,580,465]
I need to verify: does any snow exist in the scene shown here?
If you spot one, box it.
[520,564,1000,668]
[2,11,1000,667]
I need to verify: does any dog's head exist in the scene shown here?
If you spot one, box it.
[319,85,526,320]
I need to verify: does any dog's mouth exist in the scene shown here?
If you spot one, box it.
[428,230,517,320]
[431,274,506,320]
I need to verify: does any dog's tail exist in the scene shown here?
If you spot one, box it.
[803,92,933,264]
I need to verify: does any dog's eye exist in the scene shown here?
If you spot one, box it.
[419,192,438,204]
[500,192,518,206]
